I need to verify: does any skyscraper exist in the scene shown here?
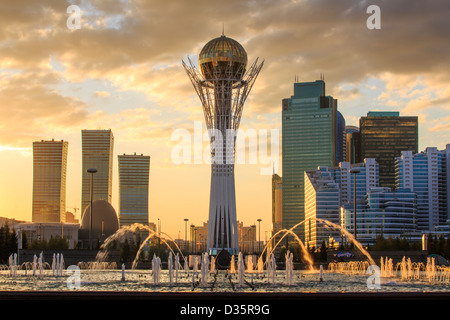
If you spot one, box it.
[344,125,362,164]
[360,111,418,190]
[332,158,379,210]
[32,139,68,223]
[271,174,283,249]
[304,167,341,249]
[396,145,450,232]
[118,153,150,227]
[183,34,263,255]
[282,80,337,239]
[336,111,346,164]
[81,129,114,216]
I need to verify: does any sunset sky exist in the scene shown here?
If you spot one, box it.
[0,0,449,240]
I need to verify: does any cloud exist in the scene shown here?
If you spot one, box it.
[0,69,89,147]
[1,0,449,149]
[429,116,450,133]
[94,90,110,98]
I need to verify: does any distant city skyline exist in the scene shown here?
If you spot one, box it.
[1,0,450,239]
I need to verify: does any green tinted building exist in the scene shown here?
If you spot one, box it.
[282,80,337,239]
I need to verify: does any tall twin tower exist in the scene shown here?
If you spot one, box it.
[183,35,263,255]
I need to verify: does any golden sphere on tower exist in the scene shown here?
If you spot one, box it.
[199,35,247,81]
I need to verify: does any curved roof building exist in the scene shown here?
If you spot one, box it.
[80,200,119,243]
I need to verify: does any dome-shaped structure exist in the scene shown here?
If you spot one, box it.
[199,35,247,81]
[80,200,119,241]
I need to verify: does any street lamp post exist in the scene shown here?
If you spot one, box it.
[349,168,360,241]
[252,225,256,254]
[184,219,189,254]
[157,218,161,256]
[194,228,198,254]
[340,207,345,249]
[87,168,97,250]
[257,219,262,255]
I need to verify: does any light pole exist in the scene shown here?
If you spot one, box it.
[350,168,360,241]
[257,219,262,255]
[190,225,195,253]
[194,228,198,254]
[340,207,345,249]
[184,219,189,254]
[87,168,97,250]
[252,225,256,254]
[157,218,161,256]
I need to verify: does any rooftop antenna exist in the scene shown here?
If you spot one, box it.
[222,23,225,36]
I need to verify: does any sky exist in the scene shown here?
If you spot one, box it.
[0,0,449,240]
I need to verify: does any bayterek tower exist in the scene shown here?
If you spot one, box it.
[183,34,263,256]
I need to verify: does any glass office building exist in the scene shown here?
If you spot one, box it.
[336,111,346,165]
[81,129,114,216]
[334,159,416,244]
[360,111,418,190]
[352,187,417,245]
[32,139,68,223]
[332,158,379,212]
[344,125,362,164]
[282,80,337,240]
[304,167,341,249]
[118,153,150,227]
[306,161,417,246]
[396,145,450,232]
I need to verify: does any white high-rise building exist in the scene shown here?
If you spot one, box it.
[396,144,450,232]
[305,167,341,249]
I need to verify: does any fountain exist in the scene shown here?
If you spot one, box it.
[229,255,236,275]
[51,253,65,277]
[261,217,376,269]
[266,253,277,285]
[8,254,17,277]
[237,252,245,288]
[4,218,450,296]
[285,251,294,286]
[257,256,264,276]
[93,223,186,270]
[201,252,209,288]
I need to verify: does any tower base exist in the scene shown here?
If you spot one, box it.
[207,164,239,255]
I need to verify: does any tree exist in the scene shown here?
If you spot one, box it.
[0,224,17,264]
[318,241,328,262]
[120,239,131,262]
